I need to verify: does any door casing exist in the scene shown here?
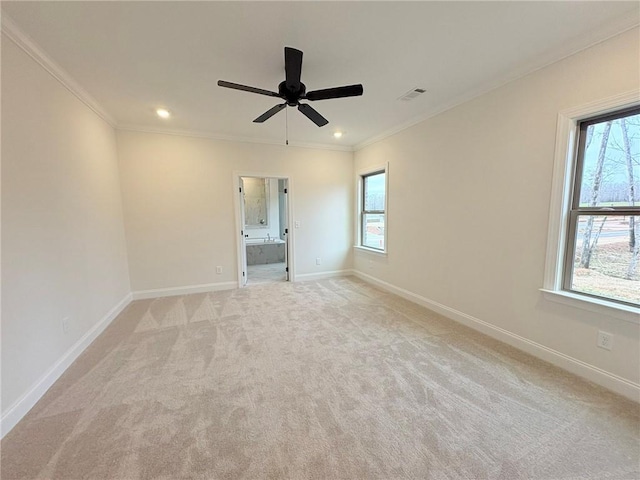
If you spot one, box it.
[233,172,294,287]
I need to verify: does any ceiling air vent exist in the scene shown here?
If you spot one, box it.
[398,88,427,101]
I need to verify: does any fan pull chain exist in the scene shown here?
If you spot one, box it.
[285,106,289,146]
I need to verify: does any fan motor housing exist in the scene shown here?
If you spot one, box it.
[279,81,306,106]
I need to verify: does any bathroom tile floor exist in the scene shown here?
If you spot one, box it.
[247,262,287,284]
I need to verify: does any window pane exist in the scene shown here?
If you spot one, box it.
[364,172,385,211]
[578,112,640,207]
[570,215,639,306]
[363,213,385,250]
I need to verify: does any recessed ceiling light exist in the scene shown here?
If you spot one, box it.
[333,131,343,139]
[156,108,170,119]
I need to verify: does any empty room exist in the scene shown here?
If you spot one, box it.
[1,2,639,479]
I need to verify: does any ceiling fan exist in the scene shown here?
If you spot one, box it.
[217,47,363,127]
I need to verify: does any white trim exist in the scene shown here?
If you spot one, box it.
[295,270,354,281]
[354,19,640,151]
[1,15,116,127]
[117,124,354,153]
[131,282,236,300]
[542,91,640,312]
[353,270,640,402]
[0,293,133,438]
[541,289,639,324]
[234,175,248,288]
[543,111,577,291]
[353,245,387,256]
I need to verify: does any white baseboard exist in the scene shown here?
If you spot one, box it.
[295,269,354,281]
[132,281,237,300]
[134,272,354,298]
[353,270,640,402]
[1,292,133,438]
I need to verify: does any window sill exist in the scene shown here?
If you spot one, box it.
[540,289,640,324]
[354,245,387,256]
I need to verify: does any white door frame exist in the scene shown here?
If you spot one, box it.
[233,171,295,287]
[238,177,248,286]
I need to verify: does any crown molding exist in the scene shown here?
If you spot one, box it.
[116,124,355,153]
[1,14,117,127]
[355,14,640,151]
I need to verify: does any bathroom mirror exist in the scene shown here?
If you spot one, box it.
[243,177,269,228]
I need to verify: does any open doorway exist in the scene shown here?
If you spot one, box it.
[236,175,291,286]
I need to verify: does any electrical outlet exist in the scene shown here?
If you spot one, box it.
[62,317,70,334]
[295,220,300,228]
[368,260,374,269]
[597,331,613,351]
[316,257,322,265]
[216,266,223,274]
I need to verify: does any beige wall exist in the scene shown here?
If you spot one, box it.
[354,28,640,385]
[1,38,131,411]
[116,130,353,291]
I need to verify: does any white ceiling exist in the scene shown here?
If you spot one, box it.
[2,1,639,150]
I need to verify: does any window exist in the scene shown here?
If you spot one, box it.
[360,170,386,251]
[563,107,639,307]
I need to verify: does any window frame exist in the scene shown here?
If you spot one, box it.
[356,165,388,254]
[542,91,640,322]
[563,107,640,307]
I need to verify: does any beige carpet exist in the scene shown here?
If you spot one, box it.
[2,277,638,479]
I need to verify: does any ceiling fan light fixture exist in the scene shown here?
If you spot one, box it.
[156,108,170,119]
[333,131,343,139]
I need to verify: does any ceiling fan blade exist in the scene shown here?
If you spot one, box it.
[297,103,328,127]
[218,80,280,98]
[305,84,363,101]
[284,47,303,91]
[253,103,287,123]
